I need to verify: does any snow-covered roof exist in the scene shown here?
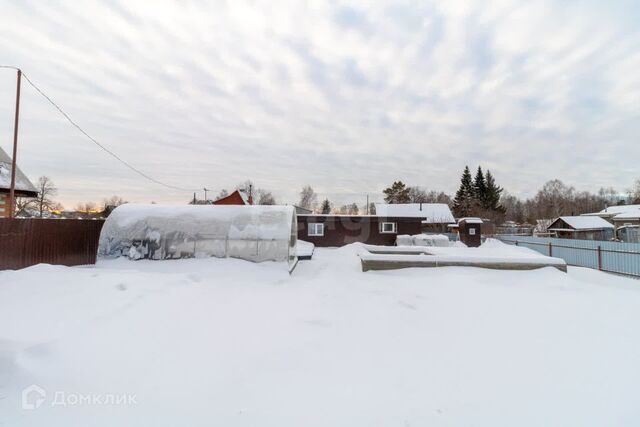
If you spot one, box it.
[458,217,483,224]
[374,203,455,223]
[549,216,614,230]
[613,211,640,220]
[583,204,640,217]
[0,146,37,194]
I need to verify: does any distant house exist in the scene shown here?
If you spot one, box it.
[582,205,640,241]
[0,147,38,218]
[212,190,251,205]
[582,204,640,223]
[374,203,455,232]
[611,211,640,228]
[547,216,614,240]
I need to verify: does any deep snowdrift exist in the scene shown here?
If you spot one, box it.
[1,242,639,426]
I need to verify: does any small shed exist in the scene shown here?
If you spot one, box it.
[547,216,614,240]
[458,217,483,247]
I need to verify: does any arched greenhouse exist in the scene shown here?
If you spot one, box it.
[98,204,298,270]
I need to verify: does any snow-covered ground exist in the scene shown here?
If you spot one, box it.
[1,242,639,426]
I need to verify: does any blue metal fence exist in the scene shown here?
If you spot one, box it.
[496,236,640,278]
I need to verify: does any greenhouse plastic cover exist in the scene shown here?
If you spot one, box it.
[98,204,297,269]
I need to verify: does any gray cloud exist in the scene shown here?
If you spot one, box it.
[0,0,638,207]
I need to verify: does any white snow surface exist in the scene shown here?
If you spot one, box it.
[1,241,640,426]
[551,216,614,230]
[374,203,455,223]
[363,239,566,266]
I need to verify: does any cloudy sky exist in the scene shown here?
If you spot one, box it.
[0,0,638,207]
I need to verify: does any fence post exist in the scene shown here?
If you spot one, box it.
[597,245,602,270]
[548,242,553,257]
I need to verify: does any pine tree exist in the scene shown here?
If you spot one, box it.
[485,170,505,213]
[383,181,410,204]
[474,166,487,209]
[320,198,332,214]
[452,166,475,218]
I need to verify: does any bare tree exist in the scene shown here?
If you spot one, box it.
[256,189,276,205]
[298,185,317,210]
[408,186,429,203]
[32,176,58,218]
[103,195,127,209]
[216,189,229,200]
[102,195,127,216]
[629,179,640,204]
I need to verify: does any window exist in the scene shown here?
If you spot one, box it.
[379,222,397,234]
[308,223,324,236]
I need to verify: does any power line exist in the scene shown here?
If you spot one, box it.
[1,66,199,192]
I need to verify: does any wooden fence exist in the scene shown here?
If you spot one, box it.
[0,218,105,270]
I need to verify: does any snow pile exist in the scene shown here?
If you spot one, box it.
[295,240,315,258]
[98,204,297,268]
[363,239,567,268]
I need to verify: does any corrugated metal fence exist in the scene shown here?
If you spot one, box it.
[0,218,105,270]
[497,235,640,278]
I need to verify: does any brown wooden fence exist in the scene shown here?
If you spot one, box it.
[0,218,105,270]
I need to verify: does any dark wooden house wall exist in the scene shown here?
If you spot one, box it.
[297,216,423,247]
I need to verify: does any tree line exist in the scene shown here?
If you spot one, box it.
[15,173,640,224]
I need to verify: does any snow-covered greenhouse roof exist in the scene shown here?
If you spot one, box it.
[374,203,455,223]
[98,204,297,269]
[0,146,37,195]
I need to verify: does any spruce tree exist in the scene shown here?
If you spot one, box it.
[474,166,487,209]
[320,198,332,214]
[485,171,505,213]
[452,166,474,217]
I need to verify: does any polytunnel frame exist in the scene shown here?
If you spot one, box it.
[98,204,299,272]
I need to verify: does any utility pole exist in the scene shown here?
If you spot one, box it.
[8,69,21,219]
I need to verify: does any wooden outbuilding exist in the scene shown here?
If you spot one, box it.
[547,216,614,240]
